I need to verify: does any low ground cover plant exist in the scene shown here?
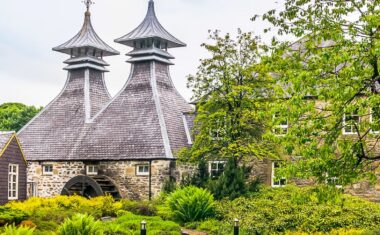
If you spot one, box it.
[0,207,28,226]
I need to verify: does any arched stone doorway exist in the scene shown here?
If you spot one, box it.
[61,175,121,198]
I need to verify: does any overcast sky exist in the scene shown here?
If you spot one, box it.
[0,0,282,106]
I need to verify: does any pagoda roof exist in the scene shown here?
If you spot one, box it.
[53,11,119,57]
[115,0,186,48]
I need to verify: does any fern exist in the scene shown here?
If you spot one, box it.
[2,224,35,235]
[58,213,103,235]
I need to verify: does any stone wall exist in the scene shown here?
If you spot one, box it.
[27,160,173,200]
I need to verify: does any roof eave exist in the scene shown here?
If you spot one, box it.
[52,46,120,57]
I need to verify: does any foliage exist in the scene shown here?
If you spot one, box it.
[6,195,120,232]
[57,213,102,235]
[1,224,35,235]
[121,200,157,216]
[181,29,278,163]
[207,158,249,200]
[19,221,36,229]
[258,0,380,184]
[104,211,181,235]
[4,196,180,234]
[0,207,28,226]
[162,177,177,194]
[180,159,209,188]
[0,103,42,132]
[167,186,215,224]
[213,186,380,234]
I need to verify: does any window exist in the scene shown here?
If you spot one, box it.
[210,119,226,140]
[273,114,288,136]
[371,107,380,133]
[86,165,98,176]
[136,165,149,176]
[343,110,360,135]
[42,164,53,175]
[209,161,226,179]
[272,162,286,187]
[8,164,18,200]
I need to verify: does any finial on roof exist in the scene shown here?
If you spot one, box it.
[83,0,94,13]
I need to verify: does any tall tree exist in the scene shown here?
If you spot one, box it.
[0,103,42,132]
[260,0,380,184]
[181,30,278,166]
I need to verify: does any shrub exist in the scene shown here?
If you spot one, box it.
[121,200,157,216]
[162,177,177,194]
[167,186,215,223]
[103,211,180,235]
[0,207,28,226]
[2,224,35,235]
[57,213,103,235]
[209,158,250,200]
[214,185,380,234]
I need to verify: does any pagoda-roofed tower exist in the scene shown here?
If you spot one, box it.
[53,1,119,72]
[19,1,119,162]
[114,0,186,65]
[83,0,193,163]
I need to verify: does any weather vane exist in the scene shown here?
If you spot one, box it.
[82,0,94,11]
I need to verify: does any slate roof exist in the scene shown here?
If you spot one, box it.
[53,11,119,56]
[19,61,193,161]
[19,1,194,162]
[115,0,186,48]
[0,132,15,154]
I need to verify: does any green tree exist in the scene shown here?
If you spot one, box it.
[180,30,278,197]
[259,0,380,184]
[0,103,42,132]
[184,30,277,162]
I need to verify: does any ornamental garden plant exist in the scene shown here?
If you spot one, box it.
[2,185,380,235]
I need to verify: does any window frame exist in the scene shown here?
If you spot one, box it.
[86,165,99,176]
[136,165,150,176]
[42,164,54,175]
[8,164,19,200]
[273,114,289,136]
[343,111,360,135]
[271,162,286,188]
[208,161,226,179]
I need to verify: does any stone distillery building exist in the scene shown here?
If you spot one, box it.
[19,0,194,200]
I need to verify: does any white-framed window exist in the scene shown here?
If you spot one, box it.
[371,107,380,133]
[8,164,19,200]
[42,164,53,175]
[210,118,226,140]
[86,165,98,176]
[273,114,288,136]
[208,161,226,179]
[343,110,360,135]
[136,165,150,176]
[272,162,286,187]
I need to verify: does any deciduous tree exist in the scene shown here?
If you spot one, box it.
[260,0,380,184]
